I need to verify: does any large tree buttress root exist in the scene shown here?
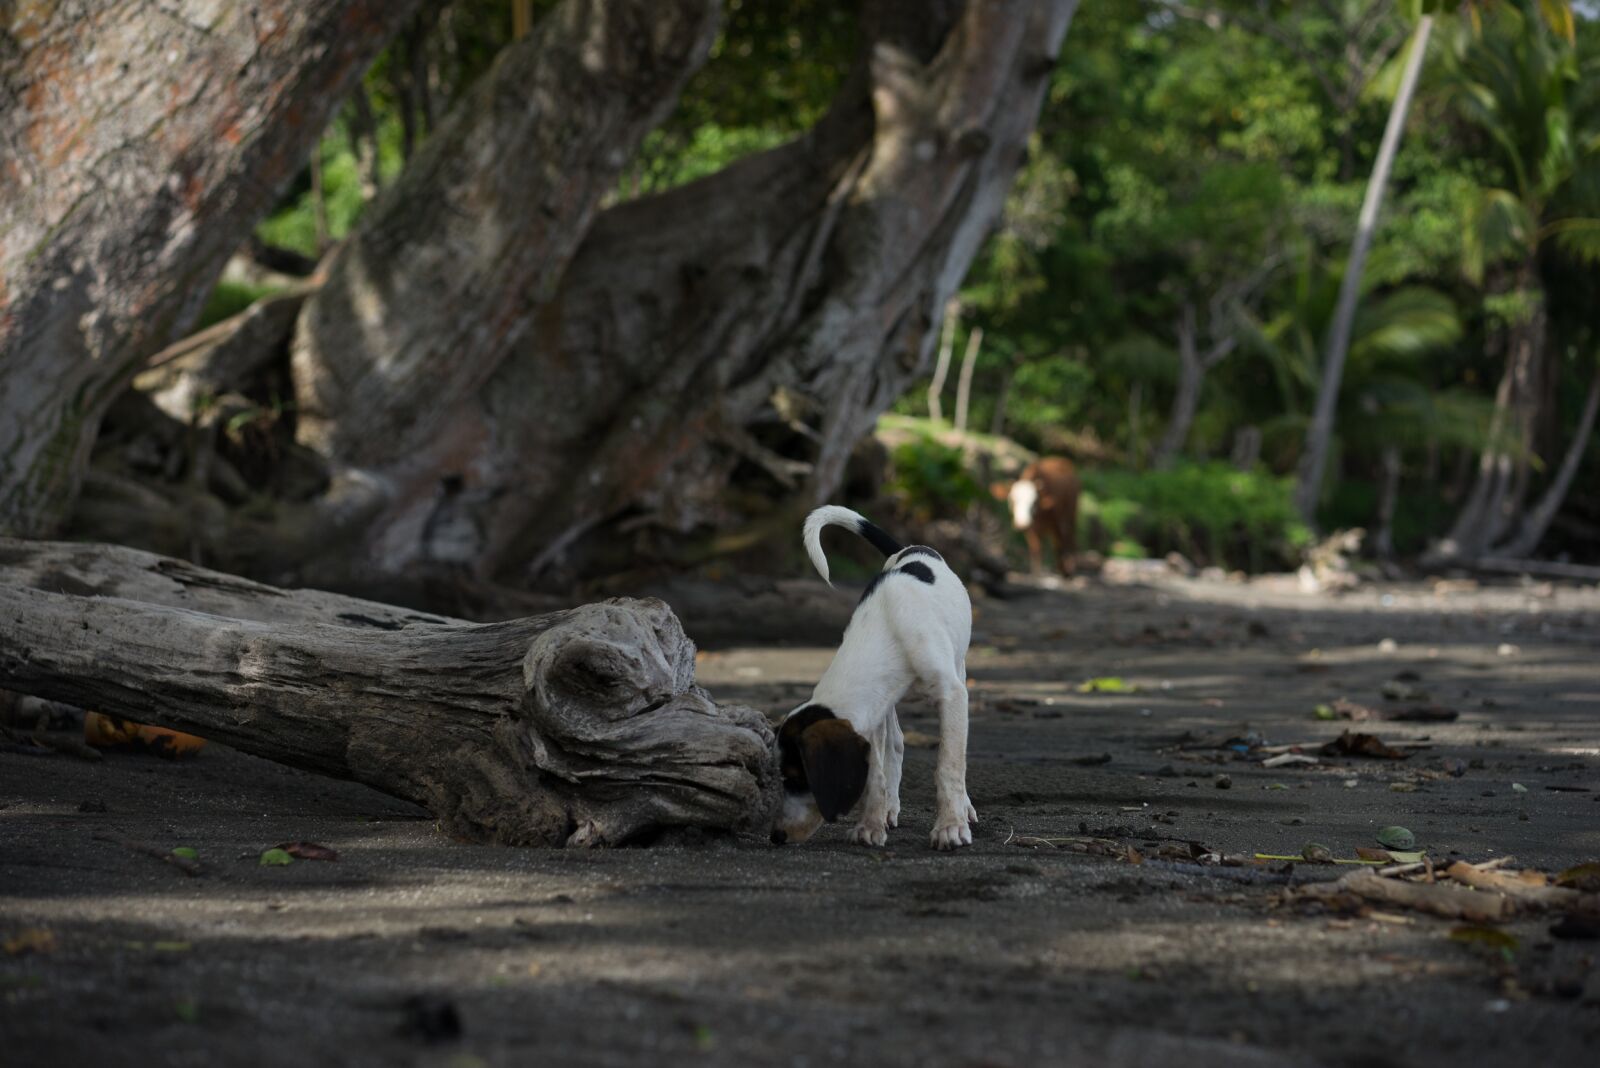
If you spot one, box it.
[0,541,778,846]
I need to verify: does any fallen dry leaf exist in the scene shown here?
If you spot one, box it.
[84,711,206,758]
[1321,731,1409,760]
[1554,863,1600,892]
[901,730,939,749]
[274,841,339,862]
[4,928,56,955]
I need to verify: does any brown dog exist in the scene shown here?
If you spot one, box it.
[992,456,1080,576]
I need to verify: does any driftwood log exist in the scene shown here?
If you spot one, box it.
[0,540,779,846]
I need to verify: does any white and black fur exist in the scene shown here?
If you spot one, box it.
[772,506,976,850]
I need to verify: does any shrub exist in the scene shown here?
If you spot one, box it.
[886,436,983,519]
[1080,462,1310,570]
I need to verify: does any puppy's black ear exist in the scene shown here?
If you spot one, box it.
[799,720,870,822]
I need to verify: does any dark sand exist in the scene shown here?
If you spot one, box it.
[5,571,1599,1066]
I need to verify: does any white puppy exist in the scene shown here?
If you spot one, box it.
[770,506,976,850]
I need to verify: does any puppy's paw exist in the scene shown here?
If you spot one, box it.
[886,802,900,829]
[929,818,973,851]
[961,796,979,825]
[848,820,888,847]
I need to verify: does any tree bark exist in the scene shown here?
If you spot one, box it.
[0,539,778,846]
[0,0,423,538]
[1294,14,1434,524]
[413,0,1080,581]
[1495,358,1600,559]
[290,0,721,470]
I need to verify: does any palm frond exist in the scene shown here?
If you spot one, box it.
[1350,287,1464,369]
[1542,216,1600,265]
[1463,187,1535,282]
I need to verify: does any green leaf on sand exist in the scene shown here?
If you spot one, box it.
[1376,826,1416,850]
[1078,677,1137,694]
[170,847,198,860]
[259,848,294,867]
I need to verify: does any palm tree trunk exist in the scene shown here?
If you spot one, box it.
[1373,444,1401,558]
[953,326,984,432]
[1152,308,1204,469]
[1494,359,1600,559]
[990,360,1016,436]
[1294,14,1434,524]
[928,298,960,422]
[1437,277,1546,560]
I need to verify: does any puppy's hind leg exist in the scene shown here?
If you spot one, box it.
[885,707,905,829]
[848,717,890,847]
[913,652,974,851]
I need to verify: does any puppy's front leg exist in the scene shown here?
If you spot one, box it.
[848,719,890,847]
[930,671,976,850]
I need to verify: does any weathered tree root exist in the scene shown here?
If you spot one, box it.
[0,540,779,846]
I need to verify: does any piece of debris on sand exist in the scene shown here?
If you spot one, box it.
[1287,857,1600,926]
[1324,697,1459,723]
[1320,730,1411,760]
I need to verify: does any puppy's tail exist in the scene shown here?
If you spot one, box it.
[802,505,904,587]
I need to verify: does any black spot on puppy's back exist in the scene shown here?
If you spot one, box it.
[857,560,937,605]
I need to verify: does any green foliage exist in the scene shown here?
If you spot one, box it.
[885,436,984,520]
[197,280,281,330]
[255,112,404,258]
[1081,463,1312,570]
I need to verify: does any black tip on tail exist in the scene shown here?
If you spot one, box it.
[855,517,903,558]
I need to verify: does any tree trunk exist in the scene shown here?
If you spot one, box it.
[1294,14,1434,525]
[1431,277,1547,562]
[1373,443,1401,558]
[1152,310,1205,470]
[309,149,331,255]
[990,359,1017,437]
[1152,302,1237,469]
[290,0,721,471]
[346,82,384,202]
[1494,359,1600,559]
[281,0,1078,583]
[0,539,777,847]
[0,0,422,539]
[468,0,1078,579]
[928,297,961,422]
[953,326,984,433]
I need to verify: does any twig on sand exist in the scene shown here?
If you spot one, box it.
[1445,861,1600,913]
[92,833,201,877]
[1293,867,1510,923]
